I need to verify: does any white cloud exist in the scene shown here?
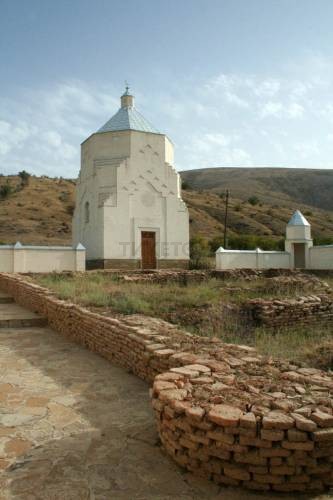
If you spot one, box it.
[225,91,249,108]
[1,53,333,176]
[259,101,304,119]
[0,82,120,176]
[183,132,253,168]
[294,140,320,159]
[288,102,304,118]
[260,101,283,118]
[43,131,62,148]
[0,120,35,156]
[253,79,281,98]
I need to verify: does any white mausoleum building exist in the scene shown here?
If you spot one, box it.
[73,87,189,269]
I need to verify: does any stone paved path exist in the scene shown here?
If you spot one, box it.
[0,299,331,499]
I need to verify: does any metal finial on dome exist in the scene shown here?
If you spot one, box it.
[123,81,131,96]
[120,83,134,108]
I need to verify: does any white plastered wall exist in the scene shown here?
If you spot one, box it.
[0,245,86,273]
[215,248,291,270]
[309,246,333,270]
[216,215,333,271]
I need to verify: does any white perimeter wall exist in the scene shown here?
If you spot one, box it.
[0,244,85,273]
[309,246,333,270]
[216,249,291,270]
[0,249,14,273]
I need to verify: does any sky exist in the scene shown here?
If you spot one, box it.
[1,0,333,177]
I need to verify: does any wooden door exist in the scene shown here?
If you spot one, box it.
[294,243,306,268]
[141,231,156,269]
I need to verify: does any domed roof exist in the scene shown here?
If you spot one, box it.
[287,210,310,226]
[97,87,159,135]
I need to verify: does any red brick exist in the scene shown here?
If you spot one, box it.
[208,404,242,427]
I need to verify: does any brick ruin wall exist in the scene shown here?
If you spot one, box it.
[0,272,333,493]
[247,295,333,328]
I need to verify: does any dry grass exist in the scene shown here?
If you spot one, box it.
[34,273,318,313]
[254,325,333,366]
[35,273,221,314]
[33,272,333,369]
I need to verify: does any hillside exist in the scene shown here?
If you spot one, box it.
[0,175,75,245]
[0,169,332,245]
[181,167,333,241]
[181,167,333,211]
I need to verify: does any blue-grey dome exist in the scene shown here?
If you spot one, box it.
[97,88,159,134]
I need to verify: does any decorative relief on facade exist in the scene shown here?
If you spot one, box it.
[141,191,156,207]
[177,199,187,212]
[98,189,117,207]
[93,157,126,168]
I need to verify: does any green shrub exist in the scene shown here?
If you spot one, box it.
[248,196,259,206]
[189,236,213,269]
[209,236,224,253]
[0,181,13,199]
[227,235,284,251]
[314,236,333,246]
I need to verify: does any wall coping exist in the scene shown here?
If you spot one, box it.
[0,243,85,251]
[310,244,333,249]
[216,247,290,255]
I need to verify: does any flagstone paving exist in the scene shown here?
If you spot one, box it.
[0,302,331,499]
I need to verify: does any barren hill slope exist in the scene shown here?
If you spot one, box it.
[0,170,332,245]
[181,167,333,241]
[181,167,333,211]
[0,175,75,245]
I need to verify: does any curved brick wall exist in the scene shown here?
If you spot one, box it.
[0,273,332,492]
[152,361,333,492]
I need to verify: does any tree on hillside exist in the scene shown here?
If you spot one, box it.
[248,196,259,206]
[18,170,31,188]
